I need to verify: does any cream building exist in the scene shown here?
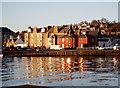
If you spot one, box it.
[24,26,60,49]
[24,26,42,48]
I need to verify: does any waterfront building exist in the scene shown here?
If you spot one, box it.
[47,26,59,48]
[57,25,78,49]
[6,35,27,48]
[24,26,60,49]
[78,34,87,48]
[59,26,70,35]
[57,34,77,49]
[24,26,43,48]
[98,38,112,47]
[86,34,98,47]
[6,36,15,47]
[47,25,98,49]
[0,27,14,47]
[14,35,27,48]
[0,30,2,49]
[23,24,98,49]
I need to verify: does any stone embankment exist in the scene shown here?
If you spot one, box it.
[3,49,120,57]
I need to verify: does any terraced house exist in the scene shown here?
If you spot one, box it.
[23,24,98,49]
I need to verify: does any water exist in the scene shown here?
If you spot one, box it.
[0,56,119,87]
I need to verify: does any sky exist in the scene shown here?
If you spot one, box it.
[1,1,119,32]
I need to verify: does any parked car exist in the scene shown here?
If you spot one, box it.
[104,47,113,50]
[27,48,32,51]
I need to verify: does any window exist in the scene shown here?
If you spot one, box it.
[62,38,64,42]
[68,43,71,48]
[31,34,33,37]
[72,38,75,42]
[66,38,68,42]
[80,38,83,42]
[69,38,70,43]
[49,40,52,43]
[26,34,28,38]
[39,34,42,38]
[40,40,42,42]
[31,39,33,42]
[92,39,94,42]
[62,44,64,48]
[67,38,70,43]
[72,44,75,48]
[37,34,39,37]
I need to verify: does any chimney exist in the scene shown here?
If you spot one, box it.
[69,25,72,30]
[77,25,82,35]
[33,26,37,33]
[54,26,58,33]
[68,30,71,36]
[46,26,50,31]
[17,35,20,39]
[77,29,80,35]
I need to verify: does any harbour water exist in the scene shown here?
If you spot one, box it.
[0,56,119,87]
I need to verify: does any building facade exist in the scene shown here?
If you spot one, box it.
[24,26,42,48]
[0,27,14,47]
[57,35,77,49]
[78,35,88,48]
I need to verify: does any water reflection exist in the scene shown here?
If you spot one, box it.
[1,56,118,86]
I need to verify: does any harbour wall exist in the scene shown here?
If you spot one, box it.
[3,50,120,57]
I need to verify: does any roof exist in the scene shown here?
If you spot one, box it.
[88,30,98,36]
[78,34,87,38]
[57,34,77,38]
[0,27,14,35]
[13,39,17,42]
[98,39,109,42]
[86,34,96,38]
[98,38,112,42]
[15,38,24,44]
[59,26,69,33]
[48,27,54,33]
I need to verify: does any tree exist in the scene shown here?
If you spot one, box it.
[91,20,100,29]
[100,18,108,23]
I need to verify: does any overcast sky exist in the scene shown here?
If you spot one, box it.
[1,1,119,32]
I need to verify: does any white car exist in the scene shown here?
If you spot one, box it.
[98,47,104,50]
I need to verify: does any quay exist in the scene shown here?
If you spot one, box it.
[3,49,120,57]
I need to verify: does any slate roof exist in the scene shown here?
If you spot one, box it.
[48,27,54,33]
[78,34,87,38]
[0,27,14,35]
[86,34,96,38]
[57,34,77,38]
[59,26,69,33]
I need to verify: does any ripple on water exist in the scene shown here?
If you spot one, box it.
[1,56,119,87]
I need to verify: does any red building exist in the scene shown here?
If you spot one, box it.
[57,34,97,49]
[57,35,77,49]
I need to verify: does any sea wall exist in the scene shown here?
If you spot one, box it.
[3,50,120,57]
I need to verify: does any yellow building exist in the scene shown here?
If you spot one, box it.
[24,26,61,48]
[24,26,42,48]
[6,38,15,47]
